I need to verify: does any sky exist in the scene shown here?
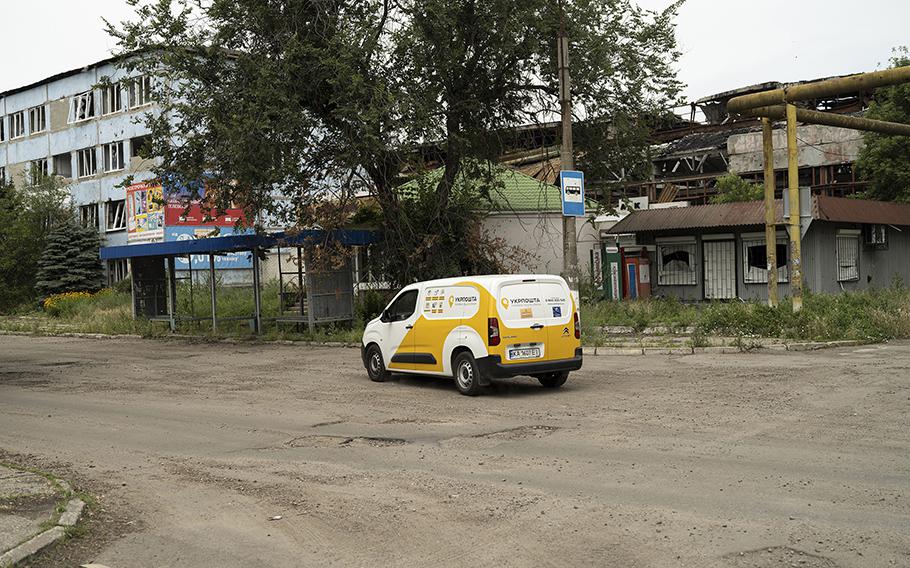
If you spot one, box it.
[2,0,909,103]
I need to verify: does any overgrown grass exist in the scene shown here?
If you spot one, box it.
[3,283,909,345]
[579,286,910,343]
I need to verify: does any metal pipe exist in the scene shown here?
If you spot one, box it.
[209,254,217,332]
[728,66,910,113]
[742,105,910,136]
[251,249,262,334]
[786,104,803,313]
[761,118,779,307]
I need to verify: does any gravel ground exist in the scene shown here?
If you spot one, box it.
[0,335,907,568]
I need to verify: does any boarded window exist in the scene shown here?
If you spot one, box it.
[836,233,859,282]
[742,238,789,284]
[657,242,697,286]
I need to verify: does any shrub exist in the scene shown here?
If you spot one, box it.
[42,291,94,317]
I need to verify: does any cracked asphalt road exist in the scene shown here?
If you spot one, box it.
[0,335,908,567]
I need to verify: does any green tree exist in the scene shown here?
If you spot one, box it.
[0,174,72,311]
[34,219,103,299]
[108,0,683,285]
[857,49,910,202]
[710,173,763,204]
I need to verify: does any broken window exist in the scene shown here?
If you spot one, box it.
[77,147,97,178]
[28,159,48,185]
[656,241,697,286]
[742,237,789,284]
[102,83,123,115]
[0,166,6,184]
[9,111,25,138]
[28,105,46,134]
[71,91,95,122]
[52,153,72,178]
[0,116,5,141]
[130,135,151,159]
[103,141,125,172]
[129,75,154,108]
[107,259,129,286]
[864,224,888,249]
[106,199,126,231]
[79,203,99,229]
[836,232,860,282]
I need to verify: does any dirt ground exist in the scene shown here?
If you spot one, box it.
[0,335,907,568]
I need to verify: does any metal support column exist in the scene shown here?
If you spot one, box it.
[166,256,178,332]
[786,104,803,312]
[208,254,217,332]
[251,249,262,334]
[761,118,779,307]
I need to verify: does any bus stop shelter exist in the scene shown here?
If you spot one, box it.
[100,229,378,333]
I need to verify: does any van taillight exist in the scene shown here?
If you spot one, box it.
[488,317,501,346]
[573,312,581,339]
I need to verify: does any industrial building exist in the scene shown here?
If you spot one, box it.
[0,55,156,285]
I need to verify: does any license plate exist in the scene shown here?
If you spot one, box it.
[509,347,541,360]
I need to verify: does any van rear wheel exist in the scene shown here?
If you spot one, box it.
[537,371,569,389]
[453,352,483,396]
[366,345,390,382]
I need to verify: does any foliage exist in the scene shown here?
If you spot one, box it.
[0,174,72,312]
[710,173,763,204]
[108,0,684,286]
[34,218,103,299]
[356,289,392,323]
[43,291,95,317]
[857,49,910,202]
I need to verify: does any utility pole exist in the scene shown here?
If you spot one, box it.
[557,27,578,289]
[786,104,803,312]
[761,118,779,307]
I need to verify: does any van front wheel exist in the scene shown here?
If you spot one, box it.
[366,345,390,382]
[537,371,569,389]
[453,352,483,396]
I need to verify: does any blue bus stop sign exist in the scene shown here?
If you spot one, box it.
[560,170,585,217]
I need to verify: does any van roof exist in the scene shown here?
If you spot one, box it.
[405,274,566,289]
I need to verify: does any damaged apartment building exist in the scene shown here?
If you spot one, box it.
[0,56,157,284]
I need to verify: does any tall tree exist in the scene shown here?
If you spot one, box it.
[108,0,683,285]
[857,49,910,202]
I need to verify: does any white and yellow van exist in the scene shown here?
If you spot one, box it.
[360,274,582,395]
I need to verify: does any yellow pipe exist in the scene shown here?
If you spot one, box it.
[786,104,803,312]
[743,105,910,136]
[762,118,778,307]
[728,66,910,114]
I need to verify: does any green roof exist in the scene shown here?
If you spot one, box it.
[397,165,564,213]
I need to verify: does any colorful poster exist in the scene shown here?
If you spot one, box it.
[165,226,253,270]
[126,181,166,243]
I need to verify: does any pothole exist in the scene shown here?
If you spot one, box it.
[724,546,839,568]
[286,435,409,448]
[442,425,558,448]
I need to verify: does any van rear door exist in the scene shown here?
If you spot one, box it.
[496,279,548,365]
[537,279,577,361]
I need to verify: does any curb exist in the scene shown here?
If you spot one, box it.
[0,329,871,355]
[0,493,86,568]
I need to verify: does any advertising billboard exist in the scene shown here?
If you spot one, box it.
[165,226,253,270]
[126,181,166,243]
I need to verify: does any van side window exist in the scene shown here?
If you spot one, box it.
[386,290,418,321]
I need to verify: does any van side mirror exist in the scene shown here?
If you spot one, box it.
[380,310,390,323]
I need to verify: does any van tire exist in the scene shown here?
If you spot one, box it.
[537,371,569,388]
[366,345,390,382]
[453,352,483,396]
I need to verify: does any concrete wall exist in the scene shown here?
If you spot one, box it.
[727,124,863,174]
[481,211,599,278]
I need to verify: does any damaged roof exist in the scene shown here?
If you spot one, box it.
[814,196,910,226]
[605,200,783,233]
[605,195,910,234]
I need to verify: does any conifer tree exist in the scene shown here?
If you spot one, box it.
[35,219,103,298]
